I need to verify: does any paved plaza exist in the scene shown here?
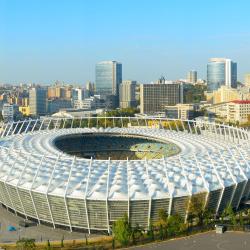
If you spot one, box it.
[0,206,99,243]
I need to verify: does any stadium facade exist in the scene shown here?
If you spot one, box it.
[0,117,249,233]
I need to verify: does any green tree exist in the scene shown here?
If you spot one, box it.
[131,223,143,244]
[239,211,244,226]
[188,192,207,225]
[113,213,132,247]
[85,234,88,245]
[16,238,36,250]
[46,239,51,250]
[222,204,236,225]
[167,214,185,236]
[60,235,64,248]
[203,208,214,225]
[147,222,154,241]
[155,209,168,239]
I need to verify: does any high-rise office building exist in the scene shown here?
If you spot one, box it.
[207,58,237,91]
[29,87,47,116]
[119,80,137,109]
[95,61,122,108]
[140,83,183,114]
[96,61,122,95]
[245,74,250,86]
[187,70,197,84]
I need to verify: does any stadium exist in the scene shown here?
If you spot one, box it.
[0,117,249,234]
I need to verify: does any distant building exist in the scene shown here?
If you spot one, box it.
[187,70,197,84]
[47,99,72,114]
[2,103,19,122]
[48,86,63,99]
[207,100,250,124]
[119,80,137,109]
[19,106,30,116]
[95,61,122,108]
[207,58,237,91]
[86,81,95,96]
[51,108,104,119]
[205,85,250,104]
[71,88,86,108]
[140,83,183,114]
[74,96,105,110]
[227,100,250,124]
[245,74,250,86]
[165,104,197,120]
[48,86,72,100]
[29,87,47,117]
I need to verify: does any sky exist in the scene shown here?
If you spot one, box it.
[0,0,250,84]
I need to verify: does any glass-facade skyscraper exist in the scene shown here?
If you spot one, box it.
[95,61,122,96]
[207,58,237,91]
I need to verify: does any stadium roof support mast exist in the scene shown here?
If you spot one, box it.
[16,153,32,219]
[11,121,18,135]
[4,150,22,215]
[45,154,61,229]
[162,157,174,217]
[6,122,14,136]
[218,149,237,207]
[31,119,39,132]
[84,157,93,234]
[64,156,76,232]
[144,158,152,228]
[227,146,248,209]
[106,158,111,234]
[206,150,225,215]
[193,153,210,207]
[126,158,130,221]
[0,123,8,137]
[178,155,192,222]
[30,155,46,224]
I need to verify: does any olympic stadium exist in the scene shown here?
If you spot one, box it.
[0,117,249,234]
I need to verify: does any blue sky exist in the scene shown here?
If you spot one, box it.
[0,0,249,84]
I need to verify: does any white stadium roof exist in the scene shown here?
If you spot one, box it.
[0,125,249,201]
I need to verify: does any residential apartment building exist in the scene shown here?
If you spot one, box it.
[119,80,137,109]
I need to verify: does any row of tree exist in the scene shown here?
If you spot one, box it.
[113,193,250,247]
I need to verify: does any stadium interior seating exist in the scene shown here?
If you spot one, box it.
[54,133,180,160]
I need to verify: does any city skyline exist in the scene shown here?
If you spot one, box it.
[1,0,250,84]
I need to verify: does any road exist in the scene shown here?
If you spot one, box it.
[128,231,250,250]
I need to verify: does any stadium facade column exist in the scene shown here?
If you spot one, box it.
[84,158,92,234]
[64,156,76,232]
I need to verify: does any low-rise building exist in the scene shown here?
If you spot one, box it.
[165,104,198,120]
[207,100,250,124]
[205,85,250,104]
[51,108,104,118]
[19,106,30,116]
[73,96,105,110]
[47,99,72,114]
[2,103,19,122]
[227,100,250,124]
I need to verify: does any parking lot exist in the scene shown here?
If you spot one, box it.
[0,206,101,243]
